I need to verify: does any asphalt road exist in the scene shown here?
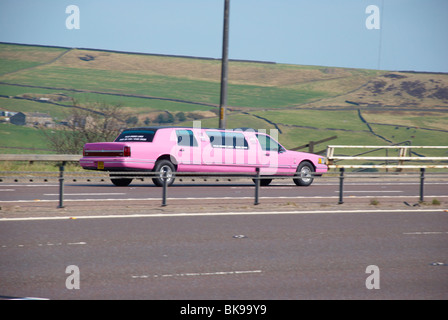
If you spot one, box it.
[1,208,448,300]
[1,177,447,204]
[0,178,447,301]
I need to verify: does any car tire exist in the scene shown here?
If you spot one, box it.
[253,178,272,186]
[152,160,176,187]
[293,161,315,186]
[110,175,133,187]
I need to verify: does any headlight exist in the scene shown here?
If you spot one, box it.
[318,157,326,164]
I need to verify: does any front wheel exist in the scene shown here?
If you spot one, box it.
[293,162,315,186]
[152,160,176,187]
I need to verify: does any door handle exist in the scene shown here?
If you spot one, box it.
[179,148,185,152]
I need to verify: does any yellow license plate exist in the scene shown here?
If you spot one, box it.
[97,161,104,170]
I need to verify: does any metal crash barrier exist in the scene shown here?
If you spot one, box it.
[1,169,447,208]
[326,145,448,204]
[1,148,448,208]
[0,168,310,208]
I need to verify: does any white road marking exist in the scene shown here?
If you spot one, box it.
[316,182,448,186]
[0,241,87,248]
[403,231,448,235]
[0,208,445,222]
[335,190,403,193]
[0,184,59,187]
[231,186,294,189]
[43,193,127,196]
[2,182,446,188]
[0,189,15,191]
[1,195,447,204]
[7,297,49,300]
[132,270,262,279]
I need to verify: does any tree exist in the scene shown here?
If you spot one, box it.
[156,112,174,124]
[175,112,186,122]
[186,112,204,120]
[43,101,130,154]
[126,116,139,126]
[156,114,166,124]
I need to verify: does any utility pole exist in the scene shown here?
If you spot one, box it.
[219,0,230,129]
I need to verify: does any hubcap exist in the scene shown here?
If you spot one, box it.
[160,165,173,182]
[300,166,312,183]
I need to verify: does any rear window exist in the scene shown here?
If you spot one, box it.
[115,130,156,142]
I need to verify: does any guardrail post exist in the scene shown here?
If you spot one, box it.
[161,168,168,207]
[57,162,66,209]
[254,167,260,205]
[419,168,425,202]
[338,168,345,205]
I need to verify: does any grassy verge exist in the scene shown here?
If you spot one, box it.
[0,161,83,172]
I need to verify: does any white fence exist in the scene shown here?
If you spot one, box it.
[326,145,448,169]
[1,145,447,169]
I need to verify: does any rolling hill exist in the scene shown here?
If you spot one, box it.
[1,42,447,156]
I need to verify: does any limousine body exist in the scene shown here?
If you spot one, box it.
[80,126,328,187]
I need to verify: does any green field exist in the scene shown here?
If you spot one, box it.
[1,42,448,161]
[0,122,51,153]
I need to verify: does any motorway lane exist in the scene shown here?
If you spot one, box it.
[0,209,447,300]
[1,179,447,203]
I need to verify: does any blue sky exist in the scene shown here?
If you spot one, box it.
[1,0,447,72]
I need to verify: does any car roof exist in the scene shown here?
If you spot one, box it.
[123,126,258,132]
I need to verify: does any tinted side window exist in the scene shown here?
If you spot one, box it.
[176,130,198,147]
[232,132,249,149]
[206,131,222,148]
[206,131,249,149]
[115,130,156,142]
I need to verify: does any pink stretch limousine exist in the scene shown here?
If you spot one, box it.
[80,126,328,187]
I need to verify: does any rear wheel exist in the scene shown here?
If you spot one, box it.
[152,160,176,187]
[110,174,133,187]
[293,161,315,186]
[253,178,272,186]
